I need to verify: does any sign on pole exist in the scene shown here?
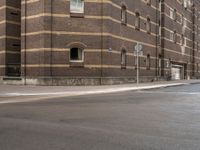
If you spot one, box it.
[134,43,143,85]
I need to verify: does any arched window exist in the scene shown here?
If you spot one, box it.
[173,30,177,43]
[121,5,127,24]
[173,9,177,21]
[146,54,151,70]
[70,0,84,13]
[181,14,184,24]
[146,17,151,34]
[135,12,140,30]
[121,50,126,69]
[147,0,151,5]
[70,47,84,62]
[181,34,184,46]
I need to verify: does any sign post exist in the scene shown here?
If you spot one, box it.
[134,43,143,85]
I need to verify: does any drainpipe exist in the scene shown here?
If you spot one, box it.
[24,0,27,85]
[155,0,158,80]
[160,0,165,78]
[50,0,53,84]
[192,3,195,78]
[100,0,103,85]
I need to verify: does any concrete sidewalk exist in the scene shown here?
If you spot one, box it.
[0,80,200,97]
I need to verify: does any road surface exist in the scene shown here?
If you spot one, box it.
[0,84,200,150]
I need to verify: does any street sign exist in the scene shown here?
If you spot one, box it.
[134,43,143,52]
[134,43,143,85]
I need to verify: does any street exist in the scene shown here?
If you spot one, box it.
[0,84,200,150]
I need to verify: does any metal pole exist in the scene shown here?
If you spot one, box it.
[137,51,139,85]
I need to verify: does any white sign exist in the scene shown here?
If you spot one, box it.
[134,43,143,85]
[134,43,143,52]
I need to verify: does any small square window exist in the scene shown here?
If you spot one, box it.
[70,0,84,14]
[70,48,84,62]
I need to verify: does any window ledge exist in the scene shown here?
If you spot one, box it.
[70,12,84,18]
[70,61,84,68]
[121,22,127,25]
[121,65,126,69]
[135,27,140,31]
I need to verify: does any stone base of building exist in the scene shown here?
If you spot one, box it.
[0,76,161,86]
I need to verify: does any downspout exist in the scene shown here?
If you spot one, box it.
[50,0,53,84]
[100,0,103,85]
[155,0,158,80]
[24,0,27,85]
[192,3,195,78]
[160,0,165,78]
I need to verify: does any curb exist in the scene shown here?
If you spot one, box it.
[0,83,188,97]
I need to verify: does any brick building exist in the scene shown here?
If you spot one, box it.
[0,0,200,85]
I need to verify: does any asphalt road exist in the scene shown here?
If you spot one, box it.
[0,84,200,150]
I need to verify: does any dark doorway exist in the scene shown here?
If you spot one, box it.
[5,0,21,77]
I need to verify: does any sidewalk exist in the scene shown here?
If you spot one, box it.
[0,80,199,97]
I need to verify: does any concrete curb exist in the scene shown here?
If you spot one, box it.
[0,83,189,97]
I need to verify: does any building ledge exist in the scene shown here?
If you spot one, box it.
[3,76,22,81]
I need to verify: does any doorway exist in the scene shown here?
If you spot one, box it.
[6,0,21,77]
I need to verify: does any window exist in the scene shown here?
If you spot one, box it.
[183,0,187,9]
[170,8,176,20]
[147,0,151,5]
[180,34,184,46]
[121,50,126,69]
[159,0,162,11]
[170,8,174,19]
[158,55,162,68]
[173,31,177,43]
[143,0,151,5]
[121,6,127,24]
[170,31,177,43]
[70,0,84,13]
[188,0,192,9]
[146,17,151,34]
[180,14,184,25]
[173,9,177,21]
[146,54,151,70]
[183,18,187,27]
[170,31,174,41]
[70,48,84,62]
[135,12,140,30]
[184,38,187,46]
